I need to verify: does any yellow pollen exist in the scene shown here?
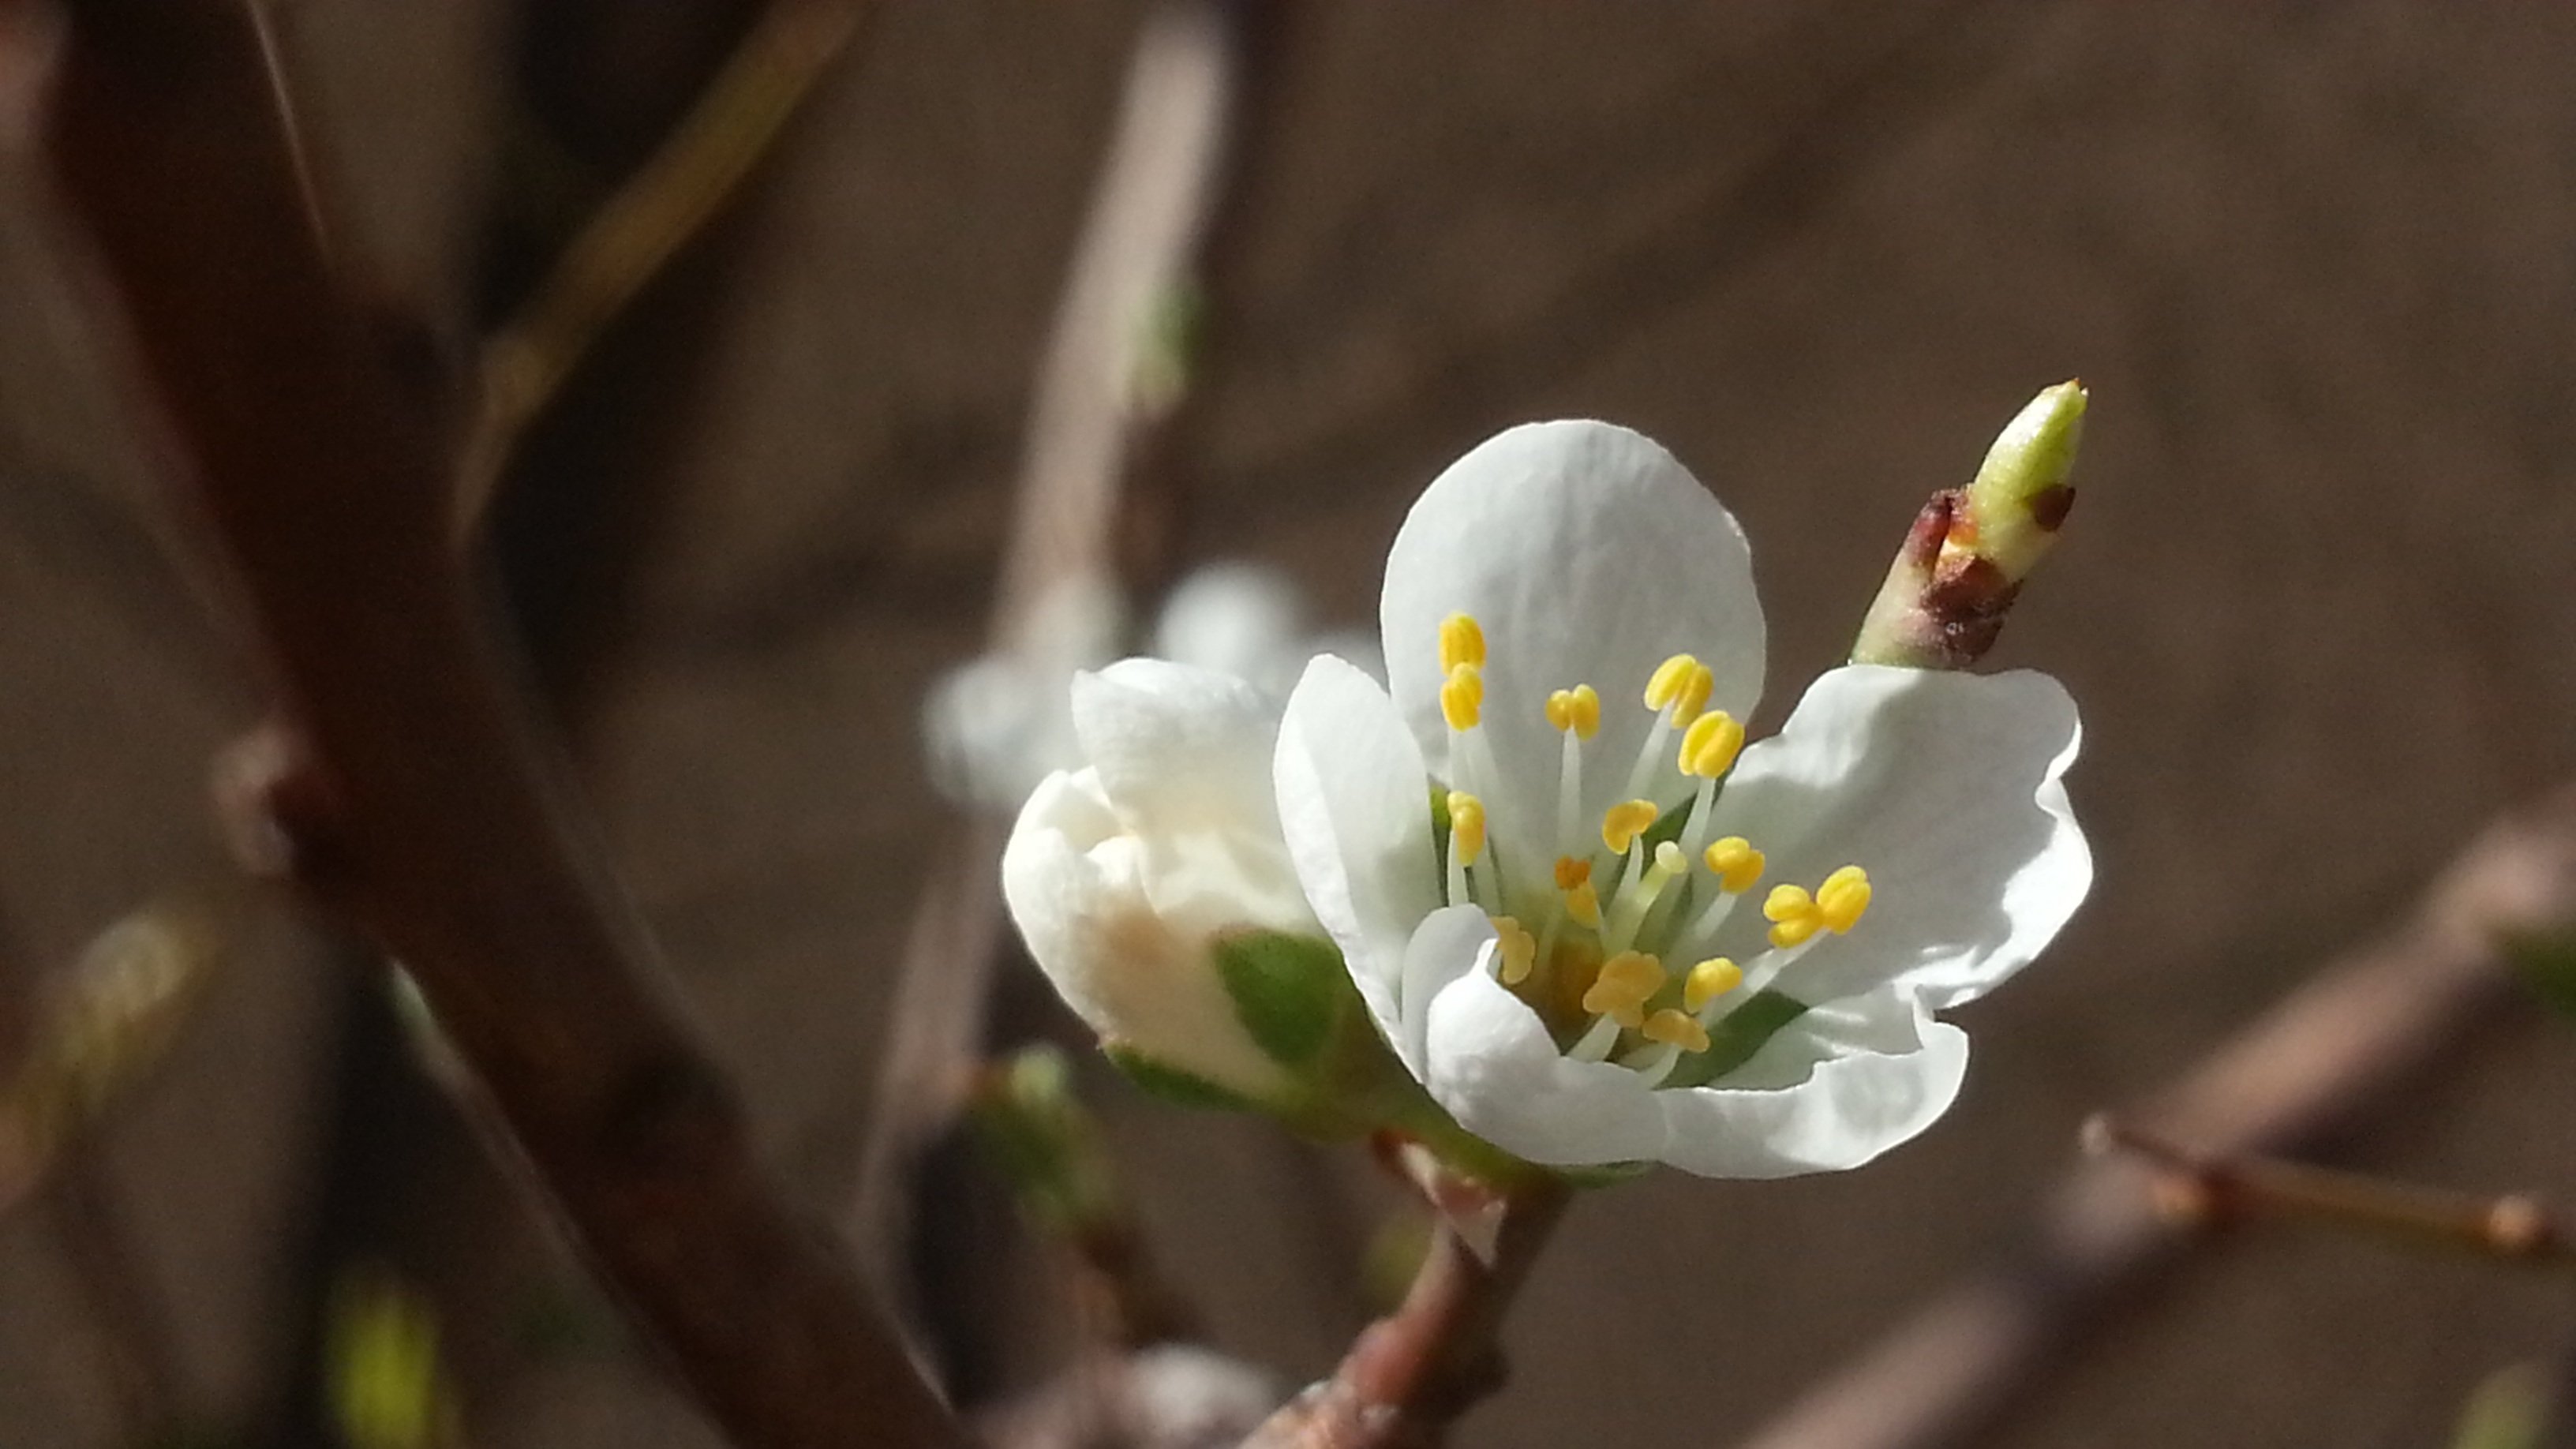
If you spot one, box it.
[1764,884,1822,949]
[1447,791,1487,866]
[1563,880,1602,929]
[1491,915,1537,986]
[1440,663,1484,731]
[1683,957,1744,1012]
[1642,1008,1712,1054]
[1817,864,1872,934]
[1545,684,1602,739]
[1702,837,1765,893]
[1601,799,1660,855]
[1438,613,1486,672]
[1553,856,1592,890]
[1581,949,1665,1028]
[1644,653,1715,725]
[1678,710,1746,779]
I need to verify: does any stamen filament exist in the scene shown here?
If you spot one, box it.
[1602,841,1687,955]
[1567,1013,1624,1063]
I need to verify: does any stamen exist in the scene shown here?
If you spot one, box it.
[1440,663,1484,732]
[1676,836,1766,949]
[1544,685,1601,738]
[1553,856,1592,891]
[1640,1008,1711,1054]
[1547,685,1597,862]
[1490,915,1537,986]
[1683,957,1743,1013]
[1677,711,1745,779]
[1447,792,1487,867]
[1672,710,1745,855]
[1763,864,1867,948]
[1623,654,1713,802]
[1705,837,1766,893]
[1567,1013,1624,1063]
[1642,654,1713,723]
[1445,790,1486,905]
[1600,799,1659,856]
[1562,880,1602,930]
[1817,865,1872,933]
[1580,949,1664,1029]
[1438,613,1486,673]
[1602,841,1687,955]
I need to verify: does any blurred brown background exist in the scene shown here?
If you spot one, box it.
[8,2,2576,1446]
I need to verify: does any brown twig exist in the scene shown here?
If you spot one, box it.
[36,6,962,1445]
[1240,1178,1573,1449]
[452,0,867,540]
[1734,781,2576,1449]
[848,0,1282,1337]
[2083,1114,2565,1266]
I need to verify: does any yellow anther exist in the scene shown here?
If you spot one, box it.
[1816,865,1872,934]
[1553,856,1592,891]
[1562,880,1602,929]
[1491,915,1537,986]
[1581,950,1666,1028]
[1678,710,1746,779]
[1438,613,1486,672]
[1545,684,1601,739]
[1601,799,1660,855]
[1643,653,1700,710]
[1644,653,1715,725]
[1683,957,1744,1012]
[1702,837,1765,894]
[1440,663,1484,731]
[1764,884,1823,949]
[1446,791,1487,866]
[1642,1008,1712,1054]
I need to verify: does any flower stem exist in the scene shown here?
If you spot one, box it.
[1241,1176,1574,1447]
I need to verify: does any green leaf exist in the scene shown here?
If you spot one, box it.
[1661,990,1810,1091]
[1103,1043,1262,1113]
[1211,929,1349,1067]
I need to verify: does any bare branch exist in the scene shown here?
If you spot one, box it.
[36,3,962,1443]
[1735,782,2576,1449]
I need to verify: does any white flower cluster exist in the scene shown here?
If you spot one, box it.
[1002,421,2089,1178]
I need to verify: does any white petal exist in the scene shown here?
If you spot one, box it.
[1380,421,1765,867]
[1274,654,1441,1036]
[1709,665,2088,1011]
[1420,968,1669,1166]
[1002,769,1292,1097]
[1072,657,1281,835]
[1651,990,1968,1178]
[1393,904,1499,1076]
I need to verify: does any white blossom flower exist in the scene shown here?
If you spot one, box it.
[1002,657,1328,1103]
[1272,421,2090,1178]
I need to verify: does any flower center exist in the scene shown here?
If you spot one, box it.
[1432,612,1872,1088]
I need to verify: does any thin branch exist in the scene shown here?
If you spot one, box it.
[36,5,962,1445]
[1241,1178,1573,1449]
[2083,1114,2565,1267]
[453,0,868,540]
[1734,781,2576,1449]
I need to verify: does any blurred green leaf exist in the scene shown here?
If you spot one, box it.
[328,1269,454,1449]
[2503,929,2576,1018]
[970,1046,1120,1231]
[2451,1362,2547,1449]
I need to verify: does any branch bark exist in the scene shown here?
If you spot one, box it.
[36,4,962,1445]
[1240,1178,1572,1449]
[1734,782,2576,1449]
